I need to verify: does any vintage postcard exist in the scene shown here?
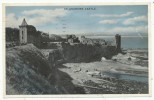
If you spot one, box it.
[3,3,151,97]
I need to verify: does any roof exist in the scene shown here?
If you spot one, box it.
[20,18,28,26]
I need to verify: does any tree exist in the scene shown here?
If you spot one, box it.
[6,27,19,42]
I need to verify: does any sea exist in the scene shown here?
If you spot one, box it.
[86,36,148,49]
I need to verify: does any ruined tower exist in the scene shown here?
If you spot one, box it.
[19,18,28,44]
[115,34,121,53]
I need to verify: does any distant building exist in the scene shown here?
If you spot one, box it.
[68,38,74,43]
[80,35,106,45]
[19,18,38,44]
[66,35,80,43]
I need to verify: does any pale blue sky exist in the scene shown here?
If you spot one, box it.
[6,5,148,36]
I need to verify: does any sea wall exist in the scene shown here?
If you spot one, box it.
[48,43,117,63]
[62,43,116,62]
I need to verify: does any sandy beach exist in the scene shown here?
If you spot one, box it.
[57,49,148,94]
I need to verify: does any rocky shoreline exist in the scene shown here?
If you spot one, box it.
[82,76,148,94]
[6,44,149,94]
[58,49,148,94]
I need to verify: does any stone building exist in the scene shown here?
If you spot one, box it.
[19,18,38,44]
[80,35,106,45]
[19,18,28,44]
[66,35,80,43]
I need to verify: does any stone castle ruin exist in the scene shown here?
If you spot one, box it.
[18,18,121,53]
[6,18,121,61]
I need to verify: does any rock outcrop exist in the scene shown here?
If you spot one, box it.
[6,44,58,94]
[6,44,85,94]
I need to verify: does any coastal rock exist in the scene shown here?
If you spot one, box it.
[6,44,57,94]
[101,57,106,61]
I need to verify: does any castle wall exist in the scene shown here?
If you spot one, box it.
[47,43,117,63]
[61,43,116,62]
[27,35,35,43]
